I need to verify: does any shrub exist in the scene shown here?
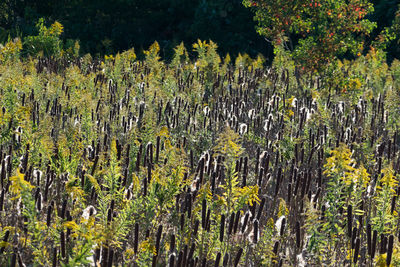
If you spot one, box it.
[23,18,64,57]
[0,37,22,63]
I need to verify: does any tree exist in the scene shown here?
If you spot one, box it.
[372,2,400,62]
[243,0,376,72]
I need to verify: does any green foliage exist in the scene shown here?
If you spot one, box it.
[171,42,189,67]
[193,40,221,78]
[372,167,398,234]
[1,37,400,266]
[0,37,22,63]
[243,0,376,72]
[1,0,400,64]
[23,18,64,57]
[0,0,271,59]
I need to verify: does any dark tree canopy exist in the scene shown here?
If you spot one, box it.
[0,0,273,59]
[0,0,398,61]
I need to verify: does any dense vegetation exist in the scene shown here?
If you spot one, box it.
[0,0,399,61]
[0,0,400,266]
[1,36,400,266]
[243,0,377,72]
[0,0,272,59]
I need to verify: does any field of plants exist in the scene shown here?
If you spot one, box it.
[1,38,400,266]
